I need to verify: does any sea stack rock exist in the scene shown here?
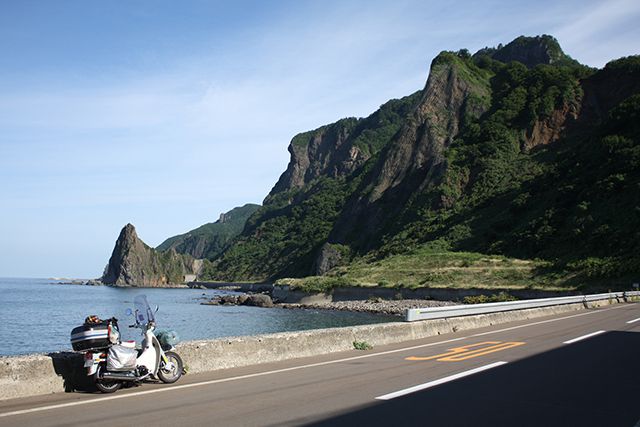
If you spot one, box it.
[102,223,199,287]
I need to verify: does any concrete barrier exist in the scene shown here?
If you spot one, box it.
[0,298,619,401]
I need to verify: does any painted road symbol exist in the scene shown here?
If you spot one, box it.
[406,341,526,362]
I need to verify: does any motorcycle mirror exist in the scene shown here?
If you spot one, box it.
[125,308,133,316]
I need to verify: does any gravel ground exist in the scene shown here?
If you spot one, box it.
[278,298,457,317]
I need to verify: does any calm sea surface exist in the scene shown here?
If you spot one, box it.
[0,278,397,356]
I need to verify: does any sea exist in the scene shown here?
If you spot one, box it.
[0,278,396,356]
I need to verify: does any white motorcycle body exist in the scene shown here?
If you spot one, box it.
[83,295,183,393]
[85,327,172,378]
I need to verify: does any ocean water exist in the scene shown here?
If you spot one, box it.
[0,278,397,356]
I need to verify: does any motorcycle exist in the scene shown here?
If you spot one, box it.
[70,294,184,393]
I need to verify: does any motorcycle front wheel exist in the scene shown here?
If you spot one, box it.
[95,367,122,394]
[158,351,183,384]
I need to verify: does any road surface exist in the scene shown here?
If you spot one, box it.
[1,303,639,426]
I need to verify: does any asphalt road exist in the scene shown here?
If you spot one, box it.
[1,303,639,427]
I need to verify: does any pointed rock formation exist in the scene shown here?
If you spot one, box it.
[102,224,200,287]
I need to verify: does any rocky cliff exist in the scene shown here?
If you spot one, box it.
[202,34,640,282]
[266,93,421,201]
[102,224,200,286]
[329,51,493,248]
[107,34,639,284]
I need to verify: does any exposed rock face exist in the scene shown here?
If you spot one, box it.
[102,224,199,287]
[313,243,345,276]
[524,56,640,150]
[268,119,360,198]
[523,103,580,150]
[266,93,420,201]
[330,53,491,248]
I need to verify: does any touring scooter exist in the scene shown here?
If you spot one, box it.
[70,294,184,393]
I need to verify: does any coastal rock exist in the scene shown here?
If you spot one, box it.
[244,294,274,308]
[201,293,274,308]
[102,224,201,287]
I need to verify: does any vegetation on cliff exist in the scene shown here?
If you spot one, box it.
[156,204,260,259]
[108,35,640,292]
[201,92,421,281]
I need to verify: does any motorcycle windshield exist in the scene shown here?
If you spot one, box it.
[133,294,156,326]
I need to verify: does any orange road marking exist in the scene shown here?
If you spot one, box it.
[406,341,526,362]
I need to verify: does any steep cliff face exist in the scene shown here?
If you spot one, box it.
[266,93,421,201]
[102,224,199,286]
[205,34,599,280]
[122,35,639,284]
[156,204,260,259]
[202,92,421,280]
[329,52,492,248]
[267,119,359,198]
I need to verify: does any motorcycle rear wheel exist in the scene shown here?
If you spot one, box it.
[95,366,122,393]
[158,351,183,384]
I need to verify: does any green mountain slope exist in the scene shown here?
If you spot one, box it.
[202,92,421,280]
[156,203,260,259]
[198,35,640,290]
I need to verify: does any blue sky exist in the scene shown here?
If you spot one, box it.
[1,0,639,278]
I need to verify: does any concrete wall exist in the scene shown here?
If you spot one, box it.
[0,299,614,401]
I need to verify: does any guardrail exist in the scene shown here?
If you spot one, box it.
[405,291,640,322]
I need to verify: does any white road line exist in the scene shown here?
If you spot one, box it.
[375,361,507,400]
[563,330,606,344]
[627,317,640,324]
[0,304,628,418]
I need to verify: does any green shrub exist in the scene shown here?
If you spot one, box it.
[463,292,517,304]
[353,341,373,350]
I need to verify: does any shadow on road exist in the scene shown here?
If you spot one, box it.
[304,331,640,427]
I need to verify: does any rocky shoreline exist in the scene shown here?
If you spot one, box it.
[51,279,103,286]
[201,292,456,317]
[279,298,456,317]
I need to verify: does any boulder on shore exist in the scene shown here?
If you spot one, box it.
[201,293,274,308]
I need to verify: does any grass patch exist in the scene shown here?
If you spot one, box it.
[353,341,373,351]
[275,276,352,293]
[276,245,581,294]
[463,292,518,304]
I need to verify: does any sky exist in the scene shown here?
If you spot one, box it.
[0,0,638,278]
